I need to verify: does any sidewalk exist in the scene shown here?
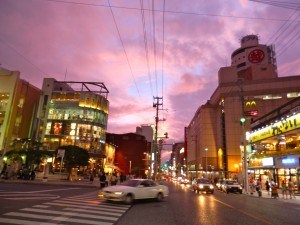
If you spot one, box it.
[245,189,300,202]
[0,175,101,189]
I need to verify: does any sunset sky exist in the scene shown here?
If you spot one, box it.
[1,0,300,161]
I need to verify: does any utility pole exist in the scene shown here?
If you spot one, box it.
[238,80,248,194]
[153,96,164,180]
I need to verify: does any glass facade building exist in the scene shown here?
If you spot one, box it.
[37,79,109,156]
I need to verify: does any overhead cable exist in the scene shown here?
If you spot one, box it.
[107,0,141,97]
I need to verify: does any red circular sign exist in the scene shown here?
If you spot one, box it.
[248,49,265,63]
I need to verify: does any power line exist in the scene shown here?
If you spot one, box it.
[140,0,153,98]
[0,37,48,76]
[107,0,141,98]
[152,0,158,97]
[161,0,166,99]
[38,0,299,22]
[249,0,300,10]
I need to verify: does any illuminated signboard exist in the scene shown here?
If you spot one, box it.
[282,158,295,165]
[262,157,274,166]
[250,113,300,142]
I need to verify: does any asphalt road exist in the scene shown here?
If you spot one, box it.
[116,182,300,225]
[0,182,299,225]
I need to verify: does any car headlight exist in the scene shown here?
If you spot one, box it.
[113,192,123,195]
[199,184,204,189]
[209,185,214,189]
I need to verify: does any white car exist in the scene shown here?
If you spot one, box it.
[98,179,169,204]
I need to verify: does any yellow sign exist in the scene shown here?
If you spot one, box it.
[250,113,300,142]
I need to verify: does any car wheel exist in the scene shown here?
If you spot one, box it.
[124,194,133,205]
[157,193,163,202]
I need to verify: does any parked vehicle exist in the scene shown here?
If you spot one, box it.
[98,179,169,204]
[222,180,243,194]
[192,178,214,194]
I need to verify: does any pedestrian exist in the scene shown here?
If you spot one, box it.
[256,179,262,197]
[288,179,296,199]
[99,170,106,189]
[89,172,94,183]
[110,173,117,185]
[281,180,288,199]
[105,173,110,187]
[265,180,270,195]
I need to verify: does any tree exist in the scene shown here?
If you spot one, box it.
[4,138,53,170]
[57,145,89,179]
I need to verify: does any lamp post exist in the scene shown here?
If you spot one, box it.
[240,117,248,194]
[205,148,208,178]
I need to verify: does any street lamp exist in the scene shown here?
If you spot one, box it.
[205,147,208,178]
[240,117,248,194]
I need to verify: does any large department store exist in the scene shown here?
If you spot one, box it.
[186,35,300,185]
[249,97,300,189]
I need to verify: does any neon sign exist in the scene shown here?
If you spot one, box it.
[282,158,295,164]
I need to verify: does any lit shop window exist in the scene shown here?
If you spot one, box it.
[45,122,52,135]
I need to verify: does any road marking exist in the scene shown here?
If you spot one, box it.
[52,199,130,210]
[33,204,51,208]
[45,202,128,212]
[0,217,64,225]
[0,187,81,194]
[20,208,118,221]
[63,207,123,216]
[5,212,113,225]
[213,198,275,225]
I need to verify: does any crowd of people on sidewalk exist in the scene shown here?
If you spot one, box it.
[89,169,134,189]
[249,177,297,199]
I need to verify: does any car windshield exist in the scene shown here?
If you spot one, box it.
[121,179,142,187]
[197,179,210,184]
[226,181,238,185]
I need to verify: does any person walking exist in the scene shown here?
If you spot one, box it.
[99,170,106,189]
[288,179,296,199]
[110,172,117,185]
[281,180,288,199]
[256,179,262,197]
[265,180,270,195]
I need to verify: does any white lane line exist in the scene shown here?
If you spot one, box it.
[33,205,51,208]
[63,207,123,216]
[5,212,113,225]
[0,188,81,194]
[0,217,64,225]
[64,197,130,208]
[44,202,127,213]
[5,196,60,200]
[20,208,118,221]
[53,199,129,210]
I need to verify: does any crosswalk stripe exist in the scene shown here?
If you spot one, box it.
[65,197,130,208]
[63,207,123,216]
[20,208,118,221]
[44,202,127,213]
[33,205,51,208]
[52,199,129,210]
[5,212,113,225]
[0,218,63,225]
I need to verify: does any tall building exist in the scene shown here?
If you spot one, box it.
[0,67,40,155]
[106,132,150,177]
[36,79,109,162]
[186,35,300,180]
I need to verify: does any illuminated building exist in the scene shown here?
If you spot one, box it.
[0,67,40,156]
[249,96,300,189]
[36,79,109,162]
[186,35,300,179]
